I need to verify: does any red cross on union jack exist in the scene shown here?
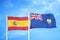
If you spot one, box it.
[30,14,42,20]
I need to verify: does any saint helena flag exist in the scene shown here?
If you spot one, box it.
[8,16,29,30]
[30,13,56,29]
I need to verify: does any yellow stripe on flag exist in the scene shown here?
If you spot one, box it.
[8,20,29,27]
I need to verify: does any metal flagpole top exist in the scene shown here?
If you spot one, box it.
[27,8,30,13]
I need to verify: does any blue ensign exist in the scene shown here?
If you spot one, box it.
[30,13,56,29]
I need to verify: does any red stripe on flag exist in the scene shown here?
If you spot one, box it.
[8,16,28,20]
[8,27,28,31]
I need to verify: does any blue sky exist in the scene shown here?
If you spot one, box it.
[0,0,60,40]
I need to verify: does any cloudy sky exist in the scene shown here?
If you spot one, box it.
[0,0,60,40]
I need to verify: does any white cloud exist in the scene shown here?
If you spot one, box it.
[39,2,58,13]
[16,8,28,17]
[40,6,48,13]
[8,30,28,38]
[54,12,60,17]
[42,0,47,5]
[8,30,28,35]
[30,8,40,13]
[31,0,41,6]
[29,0,60,14]
[8,8,28,17]
[57,0,60,2]
[8,0,60,17]
[30,0,48,7]
[29,0,52,14]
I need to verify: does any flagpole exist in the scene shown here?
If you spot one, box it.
[28,8,30,40]
[6,11,8,40]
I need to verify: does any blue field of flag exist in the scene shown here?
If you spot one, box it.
[30,14,56,28]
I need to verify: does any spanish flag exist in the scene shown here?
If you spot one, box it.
[8,16,29,30]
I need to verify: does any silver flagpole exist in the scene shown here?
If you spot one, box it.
[28,8,30,40]
[6,11,8,40]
